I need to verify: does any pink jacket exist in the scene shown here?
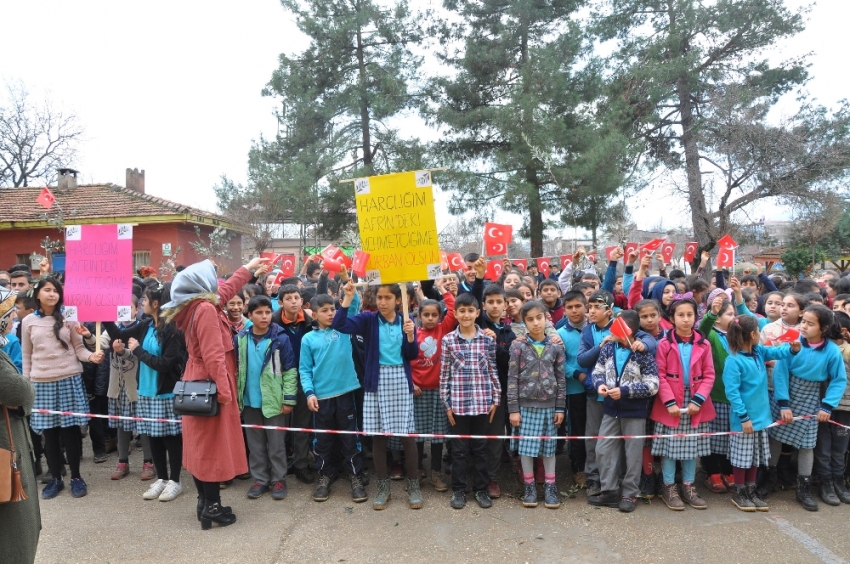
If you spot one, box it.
[650,330,716,428]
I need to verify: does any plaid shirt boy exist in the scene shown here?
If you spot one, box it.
[439,327,501,416]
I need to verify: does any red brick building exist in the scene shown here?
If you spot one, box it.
[0,169,244,277]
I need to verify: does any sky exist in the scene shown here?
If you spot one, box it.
[2,0,848,239]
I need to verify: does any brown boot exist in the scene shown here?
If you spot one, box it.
[680,482,707,509]
[661,482,685,511]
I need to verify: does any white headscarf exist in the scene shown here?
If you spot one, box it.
[0,287,18,347]
[161,260,218,310]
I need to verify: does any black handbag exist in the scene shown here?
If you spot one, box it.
[172,380,219,417]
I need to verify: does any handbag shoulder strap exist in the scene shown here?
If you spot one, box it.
[3,405,15,455]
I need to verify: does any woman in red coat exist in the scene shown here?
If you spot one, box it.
[163,257,267,529]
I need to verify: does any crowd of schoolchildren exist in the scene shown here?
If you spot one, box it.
[2,242,850,525]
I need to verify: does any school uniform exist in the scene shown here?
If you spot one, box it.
[723,345,795,468]
[557,320,588,474]
[814,341,850,480]
[477,311,516,481]
[770,339,846,449]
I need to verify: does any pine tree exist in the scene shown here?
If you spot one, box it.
[427,0,628,257]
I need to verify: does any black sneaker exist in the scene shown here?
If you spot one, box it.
[313,475,331,502]
[639,472,656,499]
[618,496,637,513]
[293,467,316,484]
[544,483,560,509]
[833,475,850,504]
[474,491,493,509]
[757,466,778,499]
[246,482,269,499]
[588,490,620,508]
[522,483,538,508]
[450,491,466,509]
[93,452,108,464]
[585,479,602,497]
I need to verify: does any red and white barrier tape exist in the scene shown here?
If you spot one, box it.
[33,409,849,441]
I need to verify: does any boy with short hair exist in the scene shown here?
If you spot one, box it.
[300,293,367,503]
[538,279,564,325]
[588,310,659,513]
[440,293,501,510]
[477,284,516,498]
[235,295,298,501]
[271,284,315,484]
[556,290,589,485]
[577,291,657,497]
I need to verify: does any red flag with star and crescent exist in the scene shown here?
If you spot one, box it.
[447,253,465,271]
[483,222,512,256]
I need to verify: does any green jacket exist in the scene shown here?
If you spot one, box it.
[699,311,730,404]
[235,324,298,418]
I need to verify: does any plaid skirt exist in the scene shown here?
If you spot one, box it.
[363,365,415,436]
[30,375,90,432]
[510,406,557,458]
[709,401,731,455]
[768,375,820,449]
[729,430,771,469]
[135,395,182,437]
[412,388,449,444]
[107,385,137,432]
[651,387,711,460]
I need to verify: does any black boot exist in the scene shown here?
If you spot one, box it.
[818,477,840,506]
[796,475,819,512]
[200,501,237,530]
[756,466,778,499]
[832,475,850,504]
[196,496,233,521]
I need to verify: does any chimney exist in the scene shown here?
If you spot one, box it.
[126,168,145,194]
[56,168,79,190]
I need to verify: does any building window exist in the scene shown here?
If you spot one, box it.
[133,251,151,271]
[16,254,31,267]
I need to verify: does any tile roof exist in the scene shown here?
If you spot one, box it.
[0,184,245,230]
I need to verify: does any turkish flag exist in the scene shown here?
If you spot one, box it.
[512,259,527,273]
[640,247,654,258]
[322,257,344,273]
[587,252,597,263]
[485,239,508,256]
[642,237,667,253]
[538,257,551,278]
[661,242,676,263]
[776,328,801,343]
[352,250,370,277]
[485,260,503,280]
[717,234,738,251]
[606,247,618,261]
[37,187,56,209]
[340,253,353,269]
[273,270,287,286]
[624,242,639,259]
[716,247,734,268]
[447,252,465,271]
[440,251,448,271]
[321,244,345,261]
[279,254,296,277]
[684,242,699,263]
[483,222,512,244]
[610,316,633,341]
[560,254,573,269]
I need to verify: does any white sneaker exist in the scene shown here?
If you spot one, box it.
[143,479,167,500]
[158,480,183,502]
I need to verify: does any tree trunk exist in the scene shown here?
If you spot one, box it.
[355,13,373,172]
[526,166,544,258]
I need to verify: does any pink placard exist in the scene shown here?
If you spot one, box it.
[64,224,134,322]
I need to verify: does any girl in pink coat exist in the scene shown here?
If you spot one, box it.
[650,298,716,511]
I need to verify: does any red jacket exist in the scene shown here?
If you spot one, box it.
[650,330,716,428]
[412,292,457,389]
[172,267,251,482]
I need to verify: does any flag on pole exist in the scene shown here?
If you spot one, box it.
[560,254,573,269]
[538,257,551,278]
[485,260,503,280]
[717,234,738,250]
[512,259,527,273]
[352,250,371,278]
[37,187,56,209]
[624,242,639,259]
[447,253,465,271]
[684,242,699,263]
[716,247,734,268]
[610,315,633,341]
[661,242,676,263]
[483,223,512,256]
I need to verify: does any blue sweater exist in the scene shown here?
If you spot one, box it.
[557,322,586,395]
[722,344,794,431]
[332,308,418,394]
[2,334,22,373]
[300,327,361,400]
[773,339,847,412]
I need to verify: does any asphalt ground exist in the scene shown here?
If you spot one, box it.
[34,440,850,564]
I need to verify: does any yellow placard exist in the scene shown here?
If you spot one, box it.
[354,170,441,284]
